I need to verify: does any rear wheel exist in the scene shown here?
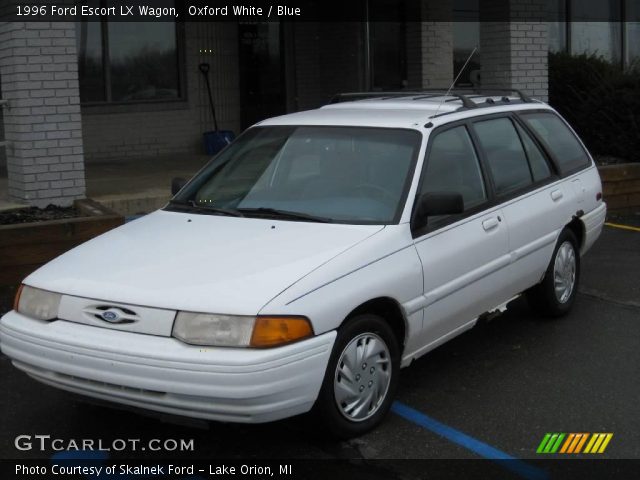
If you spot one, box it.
[527,229,580,318]
[314,314,400,438]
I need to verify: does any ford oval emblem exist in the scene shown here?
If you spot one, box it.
[101,310,120,322]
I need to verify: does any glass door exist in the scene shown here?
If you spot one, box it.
[238,22,286,129]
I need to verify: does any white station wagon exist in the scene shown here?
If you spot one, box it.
[0,91,606,437]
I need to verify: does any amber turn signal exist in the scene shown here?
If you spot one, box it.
[250,316,313,348]
[13,284,24,312]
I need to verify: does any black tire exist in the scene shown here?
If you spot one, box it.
[526,228,580,318]
[313,314,400,438]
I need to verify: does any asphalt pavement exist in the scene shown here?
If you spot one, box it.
[1,222,638,477]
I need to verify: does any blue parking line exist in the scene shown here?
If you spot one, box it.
[392,402,548,480]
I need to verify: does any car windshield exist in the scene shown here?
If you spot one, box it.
[170,126,421,224]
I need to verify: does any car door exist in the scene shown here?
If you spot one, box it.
[411,124,510,356]
[470,115,573,297]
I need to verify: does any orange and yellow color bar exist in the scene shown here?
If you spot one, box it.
[537,433,613,454]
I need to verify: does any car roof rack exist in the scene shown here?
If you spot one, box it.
[462,88,534,103]
[329,88,534,114]
[330,90,478,109]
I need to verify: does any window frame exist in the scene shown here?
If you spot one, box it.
[411,111,565,239]
[512,119,553,183]
[77,17,186,107]
[168,125,424,226]
[410,120,493,239]
[515,109,594,178]
[470,116,537,198]
[469,113,560,200]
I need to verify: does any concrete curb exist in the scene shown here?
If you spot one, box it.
[92,190,170,216]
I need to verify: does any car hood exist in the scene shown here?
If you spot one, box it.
[25,210,384,314]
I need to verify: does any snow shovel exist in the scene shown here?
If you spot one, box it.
[199,62,235,155]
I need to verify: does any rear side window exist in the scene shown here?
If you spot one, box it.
[515,123,552,182]
[520,112,590,174]
[473,118,532,195]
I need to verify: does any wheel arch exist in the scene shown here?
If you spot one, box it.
[566,216,585,252]
[341,297,407,352]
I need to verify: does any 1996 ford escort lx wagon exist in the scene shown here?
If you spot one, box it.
[0,91,606,437]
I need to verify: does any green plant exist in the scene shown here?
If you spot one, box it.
[549,52,640,163]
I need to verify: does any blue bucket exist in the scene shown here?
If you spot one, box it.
[203,130,235,155]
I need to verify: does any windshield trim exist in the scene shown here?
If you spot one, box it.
[164,125,423,226]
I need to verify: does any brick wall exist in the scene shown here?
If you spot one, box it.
[81,22,241,162]
[405,1,453,90]
[419,22,454,88]
[480,0,548,101]
[0,21,86,207]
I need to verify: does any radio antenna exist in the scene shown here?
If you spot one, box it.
[432,45,478,118]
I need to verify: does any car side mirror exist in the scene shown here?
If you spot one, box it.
[171,177,187,196]
[413,192,464,231]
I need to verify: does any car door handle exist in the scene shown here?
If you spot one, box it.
[551,189,564,201]
[482,218,500,231]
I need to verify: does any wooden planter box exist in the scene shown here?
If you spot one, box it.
[0,199,124,287]
[598,163,640,212]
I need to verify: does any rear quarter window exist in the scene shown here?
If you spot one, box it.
[520,112,591,175]
[473,117,533,196]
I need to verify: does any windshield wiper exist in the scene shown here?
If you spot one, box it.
[237,207,331,223]
[167,199,244,217]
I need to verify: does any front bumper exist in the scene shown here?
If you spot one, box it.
[0,311,336,423]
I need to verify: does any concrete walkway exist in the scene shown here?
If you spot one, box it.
[0,154,210,215]
[86,154,209,215]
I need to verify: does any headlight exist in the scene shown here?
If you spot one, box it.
[172,312,313,348]
[15,285,62,321]
[172,313,255,347]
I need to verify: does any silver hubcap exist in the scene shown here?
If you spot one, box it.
[334,333,391,422]
[554,241,576,304]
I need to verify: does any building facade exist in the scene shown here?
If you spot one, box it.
[1,0,638,207]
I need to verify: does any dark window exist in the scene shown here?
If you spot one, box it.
[570,0,622,64]
[515,123,552,182]
[473,118,532,195]
[627,1,640,67]
[76,4,181,104]
[520,112,590,174]
[369,1,407,89]
[239,22,285,129]
[551,1,626,67]
[548,0,567,53]
[108,23,180,102]
[421,126,486,211]
[453,0,480,87]
[76,20,104,102]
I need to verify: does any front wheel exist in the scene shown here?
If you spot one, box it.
[527,229,580,318]
[314,314,400,438]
